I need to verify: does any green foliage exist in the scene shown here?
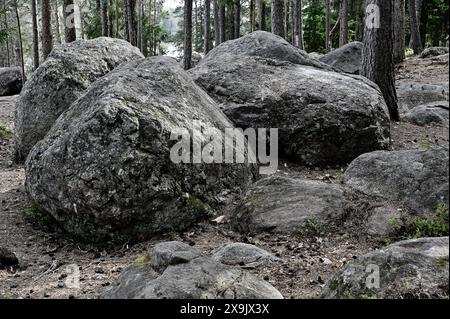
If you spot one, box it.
[299,219,323,237]
[22,205,56,228]
[132,253,151,266]
[0,123,12,139]
[390,202,449,241]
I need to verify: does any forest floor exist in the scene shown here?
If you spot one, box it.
[0,55,448,299]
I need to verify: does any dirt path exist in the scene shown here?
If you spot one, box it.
[0,56,448,299]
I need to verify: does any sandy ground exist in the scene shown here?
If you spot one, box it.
[0,56,448,299]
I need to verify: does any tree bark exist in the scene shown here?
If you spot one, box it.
[213,0,219,45]
[218,1,226,43]
[250,0,255,32]
[271,0,285,38]
[42,0,53,59]
[325,0,331,51]
[64,0,76,43]
[234,1,240,39]
[204,0,211,54]
[408,0,422,54]
[362,0,399,121]
[393,0,405,63]
[257,0,265,31]
[31,0,39,70]
[115,0,120,37]
[14,1,24,84]
[101,0,109,36]
[339,0,348,47]
[54,0,62,44]
[184,0,193,70]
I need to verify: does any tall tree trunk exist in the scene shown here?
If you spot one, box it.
[339,0,348,47]
[218,2,226,43]
[408,0,422,54]
[101,0,109,36]
[79,1,86,40]
[355,0,364,41]
[271,0,285,38]
[54,0,62,44]
[213,0,219,45]
[139,0,144,51]
[257,0,265,31]
[234,1,240,39]
[184,0,193,70]
[31,0,39,70]
[418,0,428,47]
[204,0,212,54]
[42,0,53,59]
[64,0,76,42]
[393,0,405,63]
[284,0,289,41]
[14,1,24,84]
[298,0,303,49]
[325,0,331,51]
[250,0,255,32]
[115,0,120,37]
[362,0,399,121]
[2,0,10,67]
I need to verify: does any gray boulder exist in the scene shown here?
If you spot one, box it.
[14,37,144,161]
[25,57,256,243]
[0,67,23,96]
[231,176,344,235]
[149,241,200,273]
[404,101,449,126]
[397,81,449,113]
[343,147,449,214]
[211,243,280,266]
[319,42,363,74]
[321,237,449,299]
[419,47,449,59]
[102,241,283,299]
[202,31,329,69]
[191,53,390,166]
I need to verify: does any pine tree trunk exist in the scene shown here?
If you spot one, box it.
[204,0,211,54]
[362,0,399,121]
[339,0,348,47]
[271,0,285,38]
[2,0,10,67]
[257,0,265,31]
[64,0,76,43]
[298,0,303,49]
[408,0,422,54]
[115,0,120,37]
[234,1,240,39]
[250,0,255,32]
[101,0,109,36]
[184,0,193,70]
[284,0,289,41]
[325,0,331,51]
[42,0,53,59]
[213,0,219,45]
[14,1,24,84]
[393,0,405,63]
[219,2,226,43]
[31,0,40,70]
[54,0,62,44]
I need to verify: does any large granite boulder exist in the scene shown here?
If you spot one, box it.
[319,42,363,74]
[404,101,449,126]
[419,47,449,59]
[321,237,449,299]
[102,241,283,299]
[14,37,144,161]
[343,147,449,214]
[231,176,344,235]
[25,57,257,243]
[0,67,23,96]
[397,81,449,114]
[191,53,390,166]
[211,242,280,266]
[202,31,329,69]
